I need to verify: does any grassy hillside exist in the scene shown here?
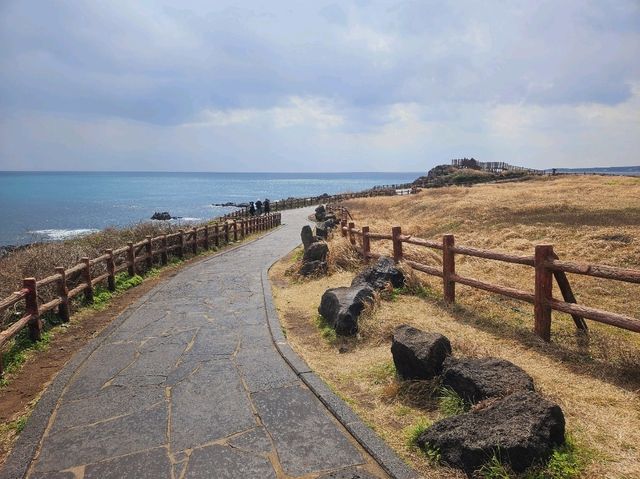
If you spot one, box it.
[343,175,640,343]
[270,175,640,478]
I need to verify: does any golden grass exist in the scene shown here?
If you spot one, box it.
[341,175,640,369]
[270,176,640,478]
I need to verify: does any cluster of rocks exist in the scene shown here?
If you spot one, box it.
[313,205,339,239]
[318,257,404,335]
[391,325,565,474]
[299,225,329,276]
[151,211,174,220]
[297,205,342,277]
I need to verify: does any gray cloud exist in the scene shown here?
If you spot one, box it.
[0,0,639,170]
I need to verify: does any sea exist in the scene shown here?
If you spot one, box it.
[0,172,420,246]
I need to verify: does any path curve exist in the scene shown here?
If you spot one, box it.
[2,208,416,479]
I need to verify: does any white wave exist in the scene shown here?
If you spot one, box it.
[29,228,100,240]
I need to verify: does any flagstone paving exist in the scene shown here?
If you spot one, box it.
[7,208,393,479]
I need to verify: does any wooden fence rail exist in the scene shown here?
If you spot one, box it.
[329,205,639,342]
[0,213,282,376]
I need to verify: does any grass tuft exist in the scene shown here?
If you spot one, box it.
[315,314,337,343]
[524,435,589,479]
[438,387,468,416]
[477,453,512,479]
[405,418,431,449]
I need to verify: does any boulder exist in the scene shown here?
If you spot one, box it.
[316,223,328,239]
[301,225,319,251]
[315,204,327,221]
[300,260,327,276]
[318,285,375,335]
[391,325,451,380]
[442,357,535,403]
[323,218,337,229]
[351,256,405,290]
[303,241,329,262]
[417,391,565,474]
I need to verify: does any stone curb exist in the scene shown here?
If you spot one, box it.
[261,256,420,479]
[0,225,284,479]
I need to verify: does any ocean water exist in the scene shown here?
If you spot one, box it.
[0,172,419,246]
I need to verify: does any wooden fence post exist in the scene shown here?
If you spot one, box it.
[24,278,41,341]
[55,267,70,322]
[362,226,370,263]
[81,257,94,303]
[105,249,116,291]
[443,234,456,304]
[214,224,220,247]
[145,236,153,269]
[392,226,403,263]
[224,222,230,243]
[534,244,554,341]
[204,225,210,250]
[161,235,168,265]
[192,227,198,255]
[127,242,136,276]
[178,230,185,258]
[341,219,347,237]
[348,222,356,245]
[233,221,238,242]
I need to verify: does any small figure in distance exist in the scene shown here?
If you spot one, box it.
[264,198,270,214]
[255,199,263,215]
[249,201,256,216]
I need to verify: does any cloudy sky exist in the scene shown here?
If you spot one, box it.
[1,1,639,172]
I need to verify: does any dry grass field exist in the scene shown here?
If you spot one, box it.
[270,175,640,479]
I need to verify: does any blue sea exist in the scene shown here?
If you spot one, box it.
[0,172,419,246]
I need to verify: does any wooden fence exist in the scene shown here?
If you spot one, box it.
[0,213,282,376]
[330,206,640,342]
[221,189,414,219]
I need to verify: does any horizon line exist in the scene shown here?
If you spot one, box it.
[0,170,425,174]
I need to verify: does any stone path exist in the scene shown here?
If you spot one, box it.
[6,208,393,479]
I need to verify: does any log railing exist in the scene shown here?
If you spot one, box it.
[0,213,282,376]
[329,206,639,342]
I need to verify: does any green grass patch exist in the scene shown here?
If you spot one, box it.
[477,453,512,479]
[0,330,53,387]
[315,314,337,343]
[405,419,441,463]
[473,435,588,479]
[115,273,143,292]
[437,387,467,416]
[369,361,396,384]
[524,435,589,479]
[405,418,431,448]
[0,411,31,437]
[292,247,304,262]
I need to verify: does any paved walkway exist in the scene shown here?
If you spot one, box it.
[5,208,393,479]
